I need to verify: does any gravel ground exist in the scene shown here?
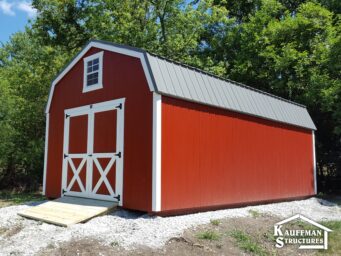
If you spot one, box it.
[0,197,340,256]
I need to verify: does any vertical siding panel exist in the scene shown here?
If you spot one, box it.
[161,96,314,212]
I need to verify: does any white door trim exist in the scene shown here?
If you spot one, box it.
[152,93,162,212]
[61,98,125,205]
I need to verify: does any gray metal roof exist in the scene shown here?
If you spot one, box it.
[48,40,316,130]
[146,53,316,130]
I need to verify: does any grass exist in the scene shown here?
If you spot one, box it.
[230,230,267,256]
[111,241,119,247]
[0,190,45,208]
[285,218,341,255]
[290,220,322,234]
[318,221,341,255]
[210,219,220,226]
[196,230,221,241]
[263,231,276,243]
[248,209,262,218]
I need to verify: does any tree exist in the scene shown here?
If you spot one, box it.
[204,0,341,187]
[0,31,68,188]
[0,0,339,191]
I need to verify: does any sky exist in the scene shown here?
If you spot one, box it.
[0,0,37,44]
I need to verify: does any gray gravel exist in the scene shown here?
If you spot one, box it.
[0,197,340,256]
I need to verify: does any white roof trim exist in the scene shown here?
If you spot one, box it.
[45,41,155,113]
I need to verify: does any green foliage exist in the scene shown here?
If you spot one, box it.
[0,0,339,189]
[230,230,267,256]
[210,219,221,226]
[249,209,262,218]
[0,190,45,208]
[318,221,341,255]
[196,230,221,240]
[110,241,119,247]
[0,31,68,188]
[205,0,341,181]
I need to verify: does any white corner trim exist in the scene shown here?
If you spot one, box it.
[46,41,155,113]
[152,93,162,212]
[83,51,104,93]
[312,131,317,194]
[42,113,49,195]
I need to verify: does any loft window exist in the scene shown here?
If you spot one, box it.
[83,51,103,92]
[87,58,99,85]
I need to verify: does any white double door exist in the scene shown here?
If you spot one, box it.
[61,99,124,204]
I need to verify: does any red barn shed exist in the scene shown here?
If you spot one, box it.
[43,40,317,214]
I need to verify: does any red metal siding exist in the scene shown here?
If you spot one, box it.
[161,96,314,212]
[46,47,153,212]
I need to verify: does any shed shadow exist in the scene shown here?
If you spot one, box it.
[109,209,150,219]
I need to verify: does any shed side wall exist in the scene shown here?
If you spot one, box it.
[161,96,314,212]
[46,47,153,212]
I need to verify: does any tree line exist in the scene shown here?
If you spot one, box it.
[0,0,340,192]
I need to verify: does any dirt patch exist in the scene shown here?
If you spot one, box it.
[177,214,316,256]
[38,215,320,256]
[0,201,13,208]
[2,225,23,238]
[38,238,121,256]
[0,227,8,235]
[0,225,23,238]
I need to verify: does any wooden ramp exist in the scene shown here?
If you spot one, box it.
[18,196,118,227]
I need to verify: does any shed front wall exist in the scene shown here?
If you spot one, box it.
[46,47,153,212]
[161,96,314,212]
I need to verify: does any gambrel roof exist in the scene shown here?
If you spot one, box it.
[46,40,316,130]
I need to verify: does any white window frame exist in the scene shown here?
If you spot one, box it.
[83,51,104,93]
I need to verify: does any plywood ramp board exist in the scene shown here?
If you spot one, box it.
[18,196,118,227]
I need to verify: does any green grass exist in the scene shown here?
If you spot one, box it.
[318,221,341,255]
[210,219,221,226]
[230,230,267,256]
[263,231,276,243]
[111,241,119,247]
[286,219,341,255]
[197,230,221,241]
[248,209,262,218]
[0,191,45,208]
[294,220,322,234]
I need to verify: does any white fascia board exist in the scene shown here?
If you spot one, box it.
[45,41,155,113]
